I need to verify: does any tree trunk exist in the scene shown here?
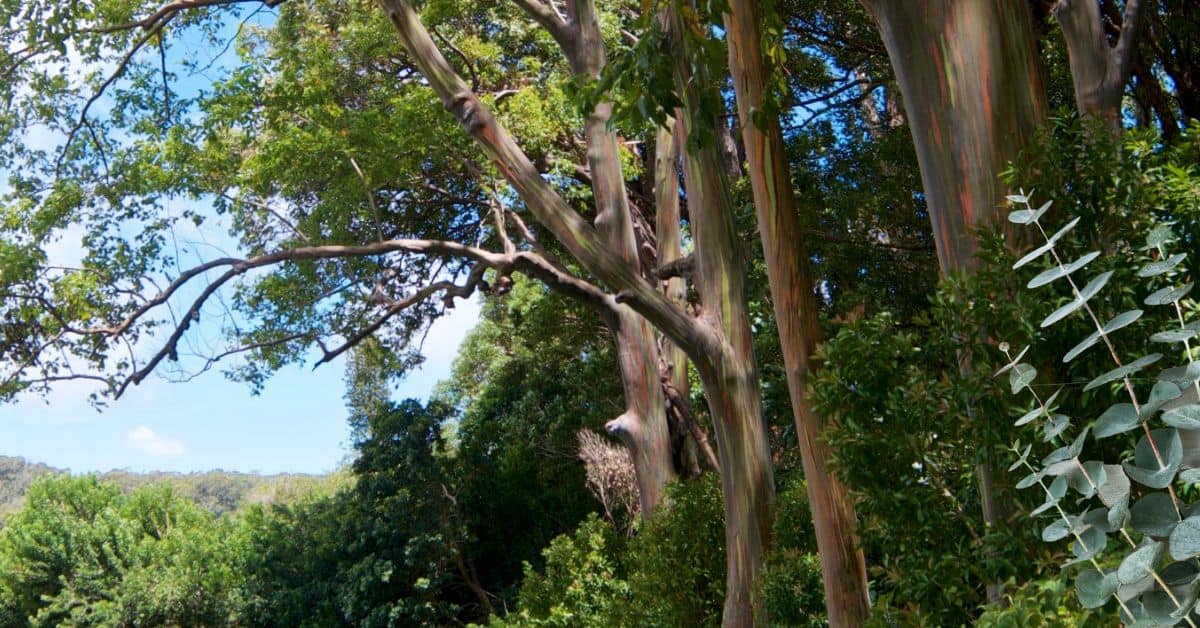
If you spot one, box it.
[1055,0,1143,126]
[861,0,1049,605]
[861,0,1048,273]
[561,0,676,515]
[666,7,776,624]
[725,2,871,624]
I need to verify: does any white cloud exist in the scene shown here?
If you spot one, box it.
[127,425,184,457]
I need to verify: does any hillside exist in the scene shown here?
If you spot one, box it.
[0,456,346,518]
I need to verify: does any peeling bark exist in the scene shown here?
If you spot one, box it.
[562,0,675,515]
[725,1,871,623]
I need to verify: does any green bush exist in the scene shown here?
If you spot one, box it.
[495,514,629,627]
[759,475,825,627]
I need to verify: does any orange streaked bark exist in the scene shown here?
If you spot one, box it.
[725,1,871,624]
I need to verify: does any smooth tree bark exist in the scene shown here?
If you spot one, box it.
[860,0,1049,604]
[1055,0,1144,125]
[724,1,871,624]
[860,0,1048,273]
[379,2,775,622]
[555,0,676,515]
[664,7,776,624]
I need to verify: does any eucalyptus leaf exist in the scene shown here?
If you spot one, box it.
[1131,492,1181,537]
[1098,464,1131,507]
[1163,405,1200,431]
[1085,354,1163,392]
[1142,224,1177,250]
[1063,330,1101,363]
[1013,217,1079,269]
[1016,471,1041,490]
[1072,524,1108,561]
[1027,251,1100,288]
[1124,428,1183,489]
[1042,518,1071,542]
[1142,381,1182,419]
[1043,414,1070,442]
[1070,461,1106,498]
[1145,282,1194,306]
[1095,403,1140,438]
[992,345,1031,376]
[1181,468,1200,484]
[1076,568,1118,609]
[1104,309,1145,334]
[1138,252,1187,277]
[1119,541,1164,585]
[1049,474,1069,499]
[1009,363,1036,394]
[1150,328,1197,343]
[1014,404,1044,427]
[1169,515,1200,561]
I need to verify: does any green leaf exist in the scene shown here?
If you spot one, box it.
[1012,217,1079,269]
[1149,328,1197,343]
[1124,428,1183,489]
[1027,251,1100,288]
[1138,252,1187,278]
[1042,518,1071,542]
[1118,541,1164,585]
[1009,363,1036,394]
[1098,464,1131,507]
[1075,568,1117,609]
[1085,354,1162,392]
[1095,403,1139,438]
[1043,429,1089,465]
[1169,515,1200,560]
[1163,405,1200,431]
[1145,282,1193,306]
[1041,272,1113,328]
[1131,492,1180,537]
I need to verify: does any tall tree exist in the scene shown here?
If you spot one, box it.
[0,0,777,622]
[858,0,1049,603]
[724,0,870,624]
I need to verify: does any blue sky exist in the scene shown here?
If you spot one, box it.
[1,6,482,475]
[2,299,479,474]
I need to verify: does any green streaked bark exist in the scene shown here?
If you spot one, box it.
[862,0,1048,273]
[565,0,675,515]
[724,1,870,624]
[666,7,776,624]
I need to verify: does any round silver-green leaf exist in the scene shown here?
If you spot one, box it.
[1118,541,1164,585]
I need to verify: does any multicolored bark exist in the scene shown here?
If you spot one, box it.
[725,1,870,623]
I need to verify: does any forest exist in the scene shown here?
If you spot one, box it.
[1,0,1200,625]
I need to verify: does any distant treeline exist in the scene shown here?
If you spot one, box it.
[0,455,341,519]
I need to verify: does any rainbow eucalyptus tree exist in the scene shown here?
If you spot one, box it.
[723,1,871,624]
